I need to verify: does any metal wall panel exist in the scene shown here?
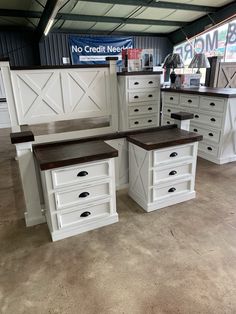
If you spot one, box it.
[0,31,39,66]
[39,33,173,66]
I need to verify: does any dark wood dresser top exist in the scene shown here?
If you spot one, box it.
[117,71,162,76]
[161,87,236,98]
[34,140,118,170]
[127,128,202,150]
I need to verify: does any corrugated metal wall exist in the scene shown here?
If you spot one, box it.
[39,32,173,66]
[0,31,39,66]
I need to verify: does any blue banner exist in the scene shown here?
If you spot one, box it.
[69,36,133,65]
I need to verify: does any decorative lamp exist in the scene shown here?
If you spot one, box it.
[163,53,184,88]
[188,53,210,74]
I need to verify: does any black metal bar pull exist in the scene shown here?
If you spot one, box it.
[80,211,91,217]
[169,170,177,176]
[77,171,88,177]
[168,187,176,193]
[79,192,90,198]
[170,152,178,157]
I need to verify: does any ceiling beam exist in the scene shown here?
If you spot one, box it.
[81,0,217,13]
[57,13,187,27]
[0,9,41,18]
[168,1,236,44]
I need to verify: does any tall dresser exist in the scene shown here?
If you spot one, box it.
[117,71,162,131]
[161,87,236,164]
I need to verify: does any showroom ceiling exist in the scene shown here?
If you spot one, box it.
[0,0,235,38]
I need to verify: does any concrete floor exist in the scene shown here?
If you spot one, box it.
[1,128,236,314]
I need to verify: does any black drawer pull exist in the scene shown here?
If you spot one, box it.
[148,119,152,123]
[134,95,139,99]
[210,102,215,106]
[168,187,176,193]
[77,171,88,177]
[195,114,199,118]
[79,192,90,198]
[208,133,213,137]
[134,121,139,125]
[193,128,198,132]
[148,107,153,111]
[148,81,153,84]
[167,121,170,124]
[134,82,139,85]
[167,109,171,112]
[188,99,192,103]
[170,152,178,158]
[210,118,216,122]
[170,97,173,100]
[207,147,213,151]
[148,94,153,98]
[80,211,91,218]
[169,170,177,176]
[134,108,139,112]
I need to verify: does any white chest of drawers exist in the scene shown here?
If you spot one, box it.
[0,99,10,128]
[161,89,236,164]
[127,127,201,212]
[117,73,161,131]
[35,141,119,241]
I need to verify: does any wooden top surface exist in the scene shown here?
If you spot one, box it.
[117,71,162,76]
[34,140,118,170]
[127,128,202,150]
[161,87,236,98]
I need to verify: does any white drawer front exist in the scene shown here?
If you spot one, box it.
[190,124,221,144]
[153,144,194,166]
[163,93,179,105]
[180,94,199,108]
[57,201,110,229]
[162,105,179,117]
[128,76,160,89]
[200,97,225,113]
[128,103,158,116]
[52,161,109,189]
[55,182,110,210]
[198,142,218,157]
[128,91,159,103]
[161,115,175,126]
[129,115,158,129]
[193,112,222,129]
[153,163,193,185]
[152,180,191,202]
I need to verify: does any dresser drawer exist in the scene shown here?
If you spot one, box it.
[51,161,109,189]
[129,115,158,129]
[153,162,193,185]
[162,105,178,117]
[190,124,221,144]
[193,112,222,128]
[152,180,191,202]
[55,181,110,210]
[128,103,158,116]
[56,201,111,230]
[161,115,175,126]
[198,141,218,157]
[200,97,225,113]
[180,94,199,108]
[163,93,179,105]
[128,91,159,103]
[153,144,194,166]
[128,76,160,89]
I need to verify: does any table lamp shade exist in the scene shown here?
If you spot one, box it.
[189,53,210,73]
[163,53,184,70]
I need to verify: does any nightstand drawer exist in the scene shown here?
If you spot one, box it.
[161,116,175,126]
[153,144,194,166]
[193,112,222,128]
[128,91,159,103]
[153,163,193,185]
[199,142,218,156]
[190,124,221,144]
[162,105,178,117]
[51,161,109,189]
[152,180,191,202]
[129,115,158,129]
[163,93,179,105]
[180,94,199,108]
[128,103,158,116]
[200,97,225,113]
[55,181,110,210]
[56,201,111,230]
[128,76,160,89]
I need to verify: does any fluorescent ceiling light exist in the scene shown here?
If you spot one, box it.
[44,19,54,36]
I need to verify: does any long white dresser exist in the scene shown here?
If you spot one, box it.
[117,71,162,131]
[34,141,118,241]
[161,87,236,164]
